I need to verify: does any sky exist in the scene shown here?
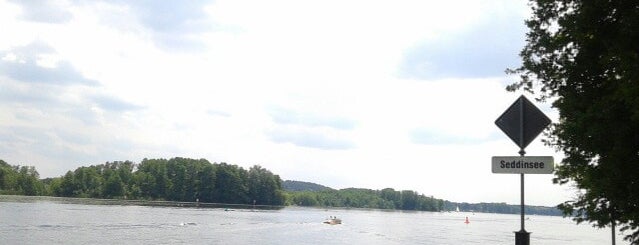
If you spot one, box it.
[0,0,575,206]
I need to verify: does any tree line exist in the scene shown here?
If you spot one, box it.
[1,158,285,205]
[446,202,561,216]
[287,188,445,211]
[4,158,444,212]
[2,158,562,216]
[284,185,561,215]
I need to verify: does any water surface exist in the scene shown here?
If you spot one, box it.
[0,196,628,244]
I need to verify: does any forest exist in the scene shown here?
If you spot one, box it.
[286,187,444,211]
[1,158,560,215]
[0,158,285,205]
[283,180,561,215]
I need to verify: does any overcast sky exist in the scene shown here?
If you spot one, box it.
[0,0,573,206]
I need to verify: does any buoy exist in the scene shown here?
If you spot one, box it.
[464,217,470,224]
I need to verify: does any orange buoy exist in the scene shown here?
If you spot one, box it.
[464,216,470,224]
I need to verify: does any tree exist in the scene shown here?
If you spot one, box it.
[166,158,187,201]
[248,165,285,205]
[103,170,124,198]
[75,166,102,198]
[59,171,77,197]
[16,166,44,196]
[136,158,170,199]
[197,163,216,202]
[213,163,249,204]
[0,161,45,196]
[291,191,319,206]
[112,161,135,198]
[0,160,18,193]
[508,0,639,242]
[380,188,402,209]
[400,190,418,210]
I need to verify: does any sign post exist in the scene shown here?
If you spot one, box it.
[494,95,552,245]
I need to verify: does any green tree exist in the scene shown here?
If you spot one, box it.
[380,188,401,209]
[290,191,319,206]
[103,170,124,198]
[58,171,77,197]
[76,166,103,198]
[0,161,45,196]
[43,177,62,196]
[112,161,135,198]
[213,163,249,204]
[400,190,418,210]
[136,158,170,199]
[16,166,44,196]
[135,171,156,199]
[248,165,285,205]
[197,163,216,202]
[167,158,187,201]
[165,157,210,202]
[0,160,18,193]
[508,0,639,242]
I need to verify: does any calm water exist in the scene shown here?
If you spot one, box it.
[0,196,628,244]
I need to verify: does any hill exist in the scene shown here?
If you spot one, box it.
[282,180,332,192]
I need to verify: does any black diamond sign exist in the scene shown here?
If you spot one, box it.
[495,95,551,150]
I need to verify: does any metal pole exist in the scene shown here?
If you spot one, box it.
[520,97,525,232]
[612,219,616,245]
[519,147,526,232]
[515,149,530,245]
[519,97,526,233]
[515,97,530,245]
[520,173,525,231]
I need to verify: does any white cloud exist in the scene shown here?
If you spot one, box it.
[8,0,73,23]
[398,0,528,79]
[0,42,99,86]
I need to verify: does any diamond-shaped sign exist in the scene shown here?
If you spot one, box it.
[495,95,551,150]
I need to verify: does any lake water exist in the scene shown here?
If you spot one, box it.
[0,196,629,244]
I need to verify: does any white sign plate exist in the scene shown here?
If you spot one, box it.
[491,156,554,174]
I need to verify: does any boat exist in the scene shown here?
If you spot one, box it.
[323,216,342,225]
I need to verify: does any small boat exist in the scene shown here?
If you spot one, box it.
[323,216,342,225]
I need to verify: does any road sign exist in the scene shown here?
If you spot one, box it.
[495,95,551,150]
[493,95,552,245]
[492,156,554,174]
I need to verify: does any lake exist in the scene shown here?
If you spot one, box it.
[0,196,628,244]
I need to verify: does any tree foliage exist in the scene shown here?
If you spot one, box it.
[0,160,45,196]
[41,158,285,205]
[1,158,562,216]
[248,165,285,205]
[508,0,639,242]
[447,202,562,216]
[287,187,443,211]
